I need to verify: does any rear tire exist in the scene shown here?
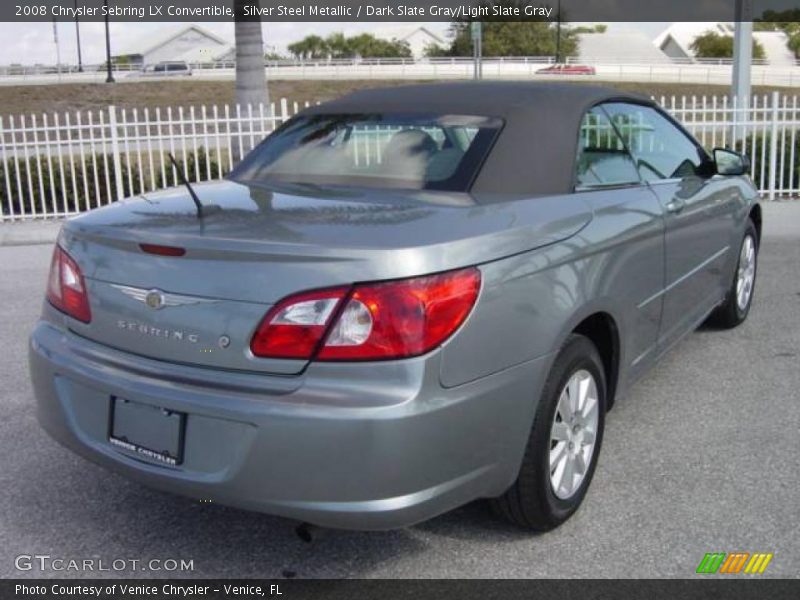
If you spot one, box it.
[491,334,606,531]
[707,220,758,329]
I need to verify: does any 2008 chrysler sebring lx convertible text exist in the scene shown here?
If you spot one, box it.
[29,83,760,531]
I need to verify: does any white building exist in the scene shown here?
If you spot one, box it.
[576,31,670,64]
[654,22,796,66]
[752,31,797,67]
[117,24,233,66]
[397,27,446,59]
[654,23,733,61]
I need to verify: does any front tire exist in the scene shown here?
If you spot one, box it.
[491,334,606,531]
[708,220,758,329]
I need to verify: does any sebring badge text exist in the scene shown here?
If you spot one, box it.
[117,320,199,343]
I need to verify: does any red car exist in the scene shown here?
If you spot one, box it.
[536,64,596,75]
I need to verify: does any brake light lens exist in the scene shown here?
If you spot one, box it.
[46,246,92,323]
[250,287,349,359]
[319,269,481,360]
[139,243,186,256]
[250,268,481,361]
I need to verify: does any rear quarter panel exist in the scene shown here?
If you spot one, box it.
[440,186,667,399]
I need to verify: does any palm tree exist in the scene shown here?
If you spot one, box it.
[233,0,270,161]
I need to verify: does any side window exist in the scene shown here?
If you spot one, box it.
[602,103,708,182]
[575,107,641,188]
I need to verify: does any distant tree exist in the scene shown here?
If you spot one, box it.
[287,32,411,59]
[325,32,350,58]
[444,21,577,57]
[690,31,766,60]
[756,9,800,23]
[789,33,800,57]
[571,24,608,34]
[753,22,778,32]
[776,22,800,58]
[424,43,450,58]
[435,0,578,57]
[111,54,135,65]
[346,33,412,58]
[287,35,329,59]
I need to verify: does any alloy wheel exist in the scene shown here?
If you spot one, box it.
[549,369,599,500]
[736,234,756,312]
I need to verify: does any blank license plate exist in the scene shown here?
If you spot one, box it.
[109,398,185,466]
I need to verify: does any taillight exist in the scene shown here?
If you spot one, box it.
[250,268,481,361]
[250,287,349,359]
[46,246,92,323]
[318,268,481,360]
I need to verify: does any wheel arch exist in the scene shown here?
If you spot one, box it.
[749,203,762,243]
[570,311,621,411]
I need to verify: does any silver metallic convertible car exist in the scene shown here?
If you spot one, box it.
[29,83,760,531]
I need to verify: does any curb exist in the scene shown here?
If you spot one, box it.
[0,220,62,247]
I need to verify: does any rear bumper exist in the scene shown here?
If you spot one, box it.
[29,319,550,530]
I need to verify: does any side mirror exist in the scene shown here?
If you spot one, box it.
[713,148,750,176]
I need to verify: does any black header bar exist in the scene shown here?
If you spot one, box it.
[4,579,800,600]
[6,0,800,23]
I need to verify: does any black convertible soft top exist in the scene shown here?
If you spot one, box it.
[301,82,655,195]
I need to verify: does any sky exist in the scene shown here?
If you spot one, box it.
[0,21,669,66]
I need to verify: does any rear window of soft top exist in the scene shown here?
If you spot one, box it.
[230,113,503,192]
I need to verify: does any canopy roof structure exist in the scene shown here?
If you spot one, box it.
[303,82,654,195]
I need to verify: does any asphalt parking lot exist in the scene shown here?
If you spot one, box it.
[1,203,798,579]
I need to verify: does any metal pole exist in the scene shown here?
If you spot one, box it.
[472,22,482,80]
[108,106,125,202]
[732,0,753,146]
[477,26,482,79]
[733,22,753,105]
[768,91,779,200]
[555,0,562,64]
[74,0,83,72]
[52,19,61,80]
[104,0,115,83]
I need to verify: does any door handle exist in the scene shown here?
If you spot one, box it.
[665,199,685,214]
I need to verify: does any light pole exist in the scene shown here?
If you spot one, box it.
[555,0,562,64]
[104,0,114,83]
[732,1,753,107]
[74,0,83,72]
[52,19,61,79]
[472,21,482,80]
[732,0,753,146]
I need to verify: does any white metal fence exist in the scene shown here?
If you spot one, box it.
[3,57,800,87]
[660,92,800,199]
[2,55,797,75]
[0,98,311,221]
[0,92,798,222]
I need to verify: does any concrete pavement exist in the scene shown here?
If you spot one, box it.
[0,202,798,578]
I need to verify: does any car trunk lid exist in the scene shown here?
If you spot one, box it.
[59,180,591,374]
